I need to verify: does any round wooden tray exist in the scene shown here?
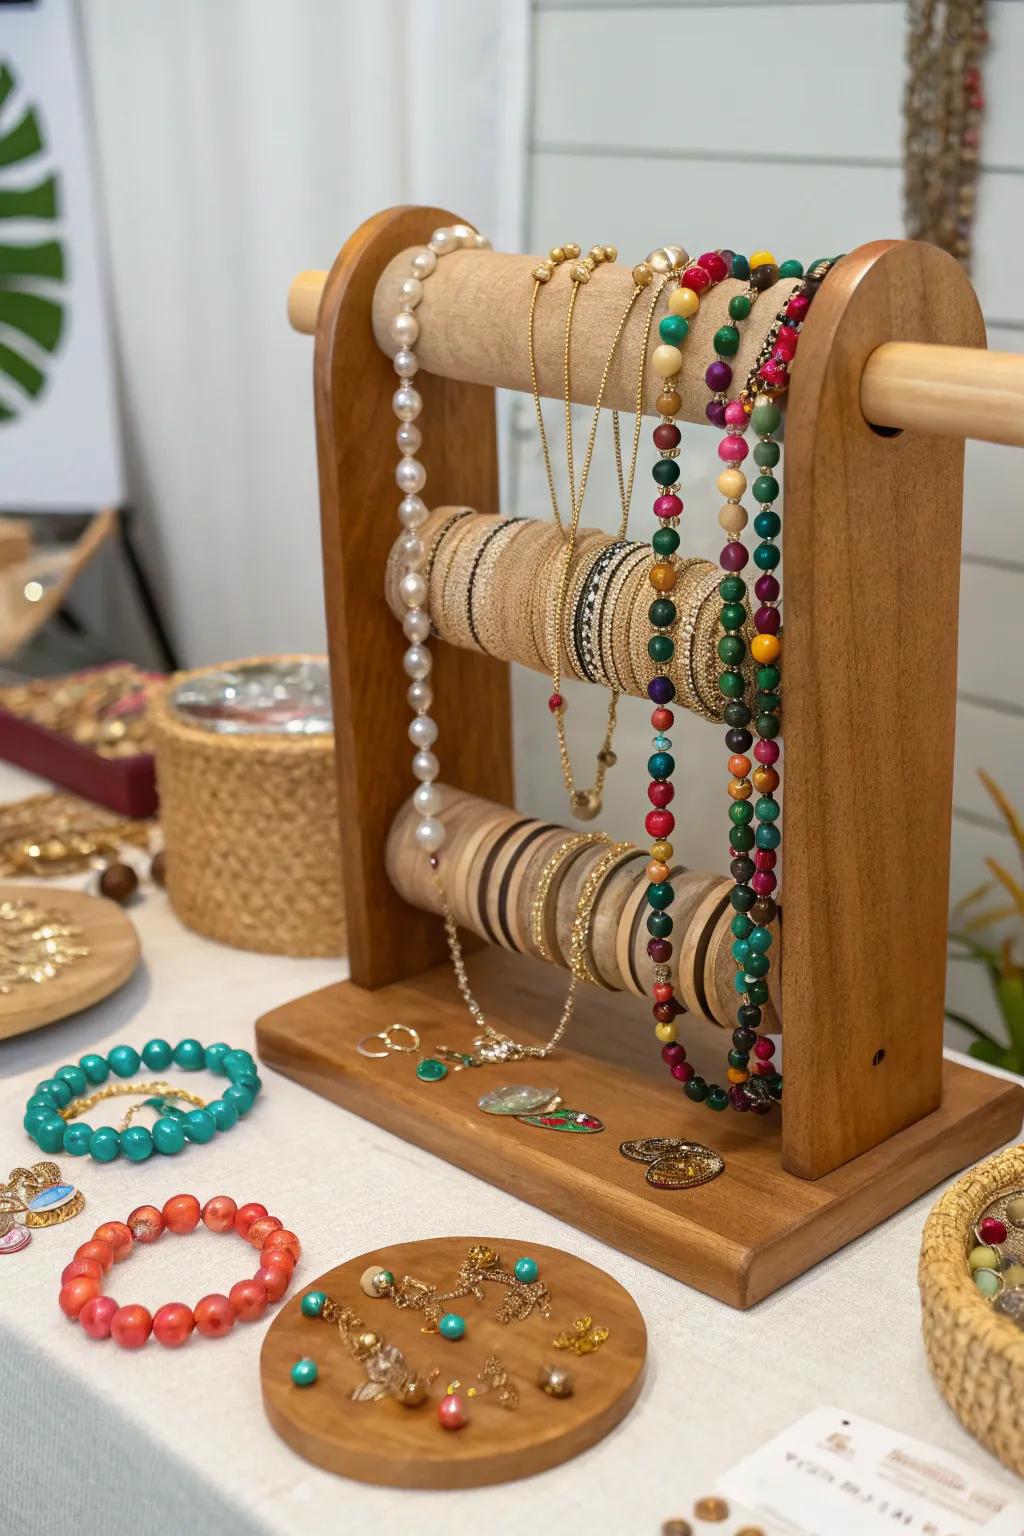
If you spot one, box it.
[260,1235,647,1488]
[0,882,141,1040]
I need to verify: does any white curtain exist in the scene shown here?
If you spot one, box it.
[77,0,530,666]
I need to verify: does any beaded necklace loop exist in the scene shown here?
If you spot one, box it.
[23,1040,261,1161]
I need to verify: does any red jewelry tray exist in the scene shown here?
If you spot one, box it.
[0,705,158,817]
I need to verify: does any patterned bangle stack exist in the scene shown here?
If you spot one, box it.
[22,1040,262,1161]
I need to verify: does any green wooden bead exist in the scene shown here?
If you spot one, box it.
[142,1038,173,1070]
[719,670,745,699]
[754,510,781,539]
[652,458,680,486]
[173,1039,205,1070]
[121,1125,154,1162]
[152,1117,186,1155]
[56,1064,88,1096]
[714,324,740,357]
[647,911,672,939]
[719,575,746,602]
[651,527,680,556]
[751,401,781,435]
[684,1076,708,1102]
[757,691,781,712]
[731,913,753,939]
[648,634,674,664]
[729,801,753,827]
[745,952,770,979]
[752,475,779,504]
[718,634,746,665]
[647,882,673,911]
[649,598,676,627]
[63,1123,94,1156]
[648,752,675,780]
[79,1053,109,1085]
[730,825,754,852]
[659,314,689,345]
[746,980,769,1006]
[728,1050,750,1070]
[731,254,750,281]
[89,1126,121,1162]
[706,1087,729,1111]
[728,294,751,321]
[779,258,804,278]
[749,926,773,952]
[753,440,780,468]
[720,602,746,632]
[757,665,781,691]
[756,711,781,738]
[753,543,780,570]
[109,1045,142,1078]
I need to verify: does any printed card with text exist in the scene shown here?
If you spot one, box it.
[718,1407,1024,1536]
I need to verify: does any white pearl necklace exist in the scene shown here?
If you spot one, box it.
[390,223,491,860]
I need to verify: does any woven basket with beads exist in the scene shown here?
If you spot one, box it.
[919,1142,1024,1477]
[148,657,345,957]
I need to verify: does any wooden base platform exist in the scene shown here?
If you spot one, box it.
[256,949,1024,1310]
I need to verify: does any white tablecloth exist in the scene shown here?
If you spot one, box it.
[1,759,1020,1536]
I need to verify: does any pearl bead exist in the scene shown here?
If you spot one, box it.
[408,714,438,749]
[398,276,423,307]
[719,503,748,533]
[398,533,425,569]
[472,233,492,249]
[411,249,437,279]
[393,347,419,378]
[413,782,442,817]
[407,680,432,712]
[450,223,475,245]
[402,608,430,642]
[390,311,419,347]
[399,494,427,529]
[396,422,422,455]
[652,344,683,377]
[412,750,439,783]
[396,456,426,494]
[415,817,446,853]
[428,227,458,255]
[399,571,427,608]
[393,385,422,422]
[403,644,432,681]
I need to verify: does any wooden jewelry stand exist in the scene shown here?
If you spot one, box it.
[258,207,1024,1309]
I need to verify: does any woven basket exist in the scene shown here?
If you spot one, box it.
[919,1142,1024,1476]
[149,656,345,957]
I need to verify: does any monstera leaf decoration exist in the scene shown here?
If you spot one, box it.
[0,59,67,422]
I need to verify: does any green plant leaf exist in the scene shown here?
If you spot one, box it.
[945,1008,1004,1047]
[995,972,1024,1068]
[968,1037,1012,1067]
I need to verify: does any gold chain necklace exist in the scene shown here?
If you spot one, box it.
[530,246,666,820]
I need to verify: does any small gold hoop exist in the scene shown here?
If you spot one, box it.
[382,1024,420,1054]
[356,1033,392,1060]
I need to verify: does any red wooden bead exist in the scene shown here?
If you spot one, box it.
[127,1205,164,1244]
[194,1293,235,1339]
[111,1304,153,1350]
[651,707,674,732]
[74,1239,114,1273]
[698,251,728,283]
[647,780,674,808]
[246,1216,284,1250]
[653,422,681,450]
[229,1278,269,1322]
[62,1258,103,1287]
[681,264,711,293]
[254,1262,290,1303]
[152,1302,195,1349]
[93,1221,133,1260]
[162,1195,202,1235]
[202,1195,238,1233]
[79,1295,118,1340]
[233,1202,268,1238]
[978,1216,1007,1245]
[653,983,674,1004]
[59,1275,100,1319]
[262,1229,301,1264]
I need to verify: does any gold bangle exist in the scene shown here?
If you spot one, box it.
[530,832,610,963]
[568,842,634,988]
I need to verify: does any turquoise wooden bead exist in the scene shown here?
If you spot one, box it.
[184,1109,217,1143]
[301,1291,327,1318]
[207,1099,239,1132]
[26,1093,56,1113]
[659,314,689,346]
[748,926,773,952]
[63,1123,94,1156]
[142,1038,173,1070]
[291,1357,318,1387]
[732,940,751,966]
[152,1117,186,1155]
[34,1116,66,1152]
[23,1110,50,1134]
[756,824,781,850]
[173,1038,205,1070]
[439,1313,466,1340]
[731,913,753,939]
[89,1126,121,1162]
[38,1076,71,1107]
[755,797,780,823]
[56,1064,88,1096]
[158,1103,188,1123]
[513,1257,539,1283]
[224,1051,257,1081]
[121,1125,154,1162]
[79,1054,109,1084]
[204,1042,232,1074]
[109,1044,142,1078]
[223,1084,254,1115]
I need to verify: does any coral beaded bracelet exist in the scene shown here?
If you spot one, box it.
[23,1039,261,1162]
[58,1195,300,1348]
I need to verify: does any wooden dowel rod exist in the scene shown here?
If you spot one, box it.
[288,264,1024,448]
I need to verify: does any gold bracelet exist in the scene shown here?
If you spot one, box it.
[530,832,610,963]
[568,842,635,988]
[60,1081,207,1131]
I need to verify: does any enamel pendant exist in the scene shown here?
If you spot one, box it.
[516,1107,603,1134]
[0,1224,30,1255]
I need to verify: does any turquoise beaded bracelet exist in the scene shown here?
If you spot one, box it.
[22,1040,262,1163]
